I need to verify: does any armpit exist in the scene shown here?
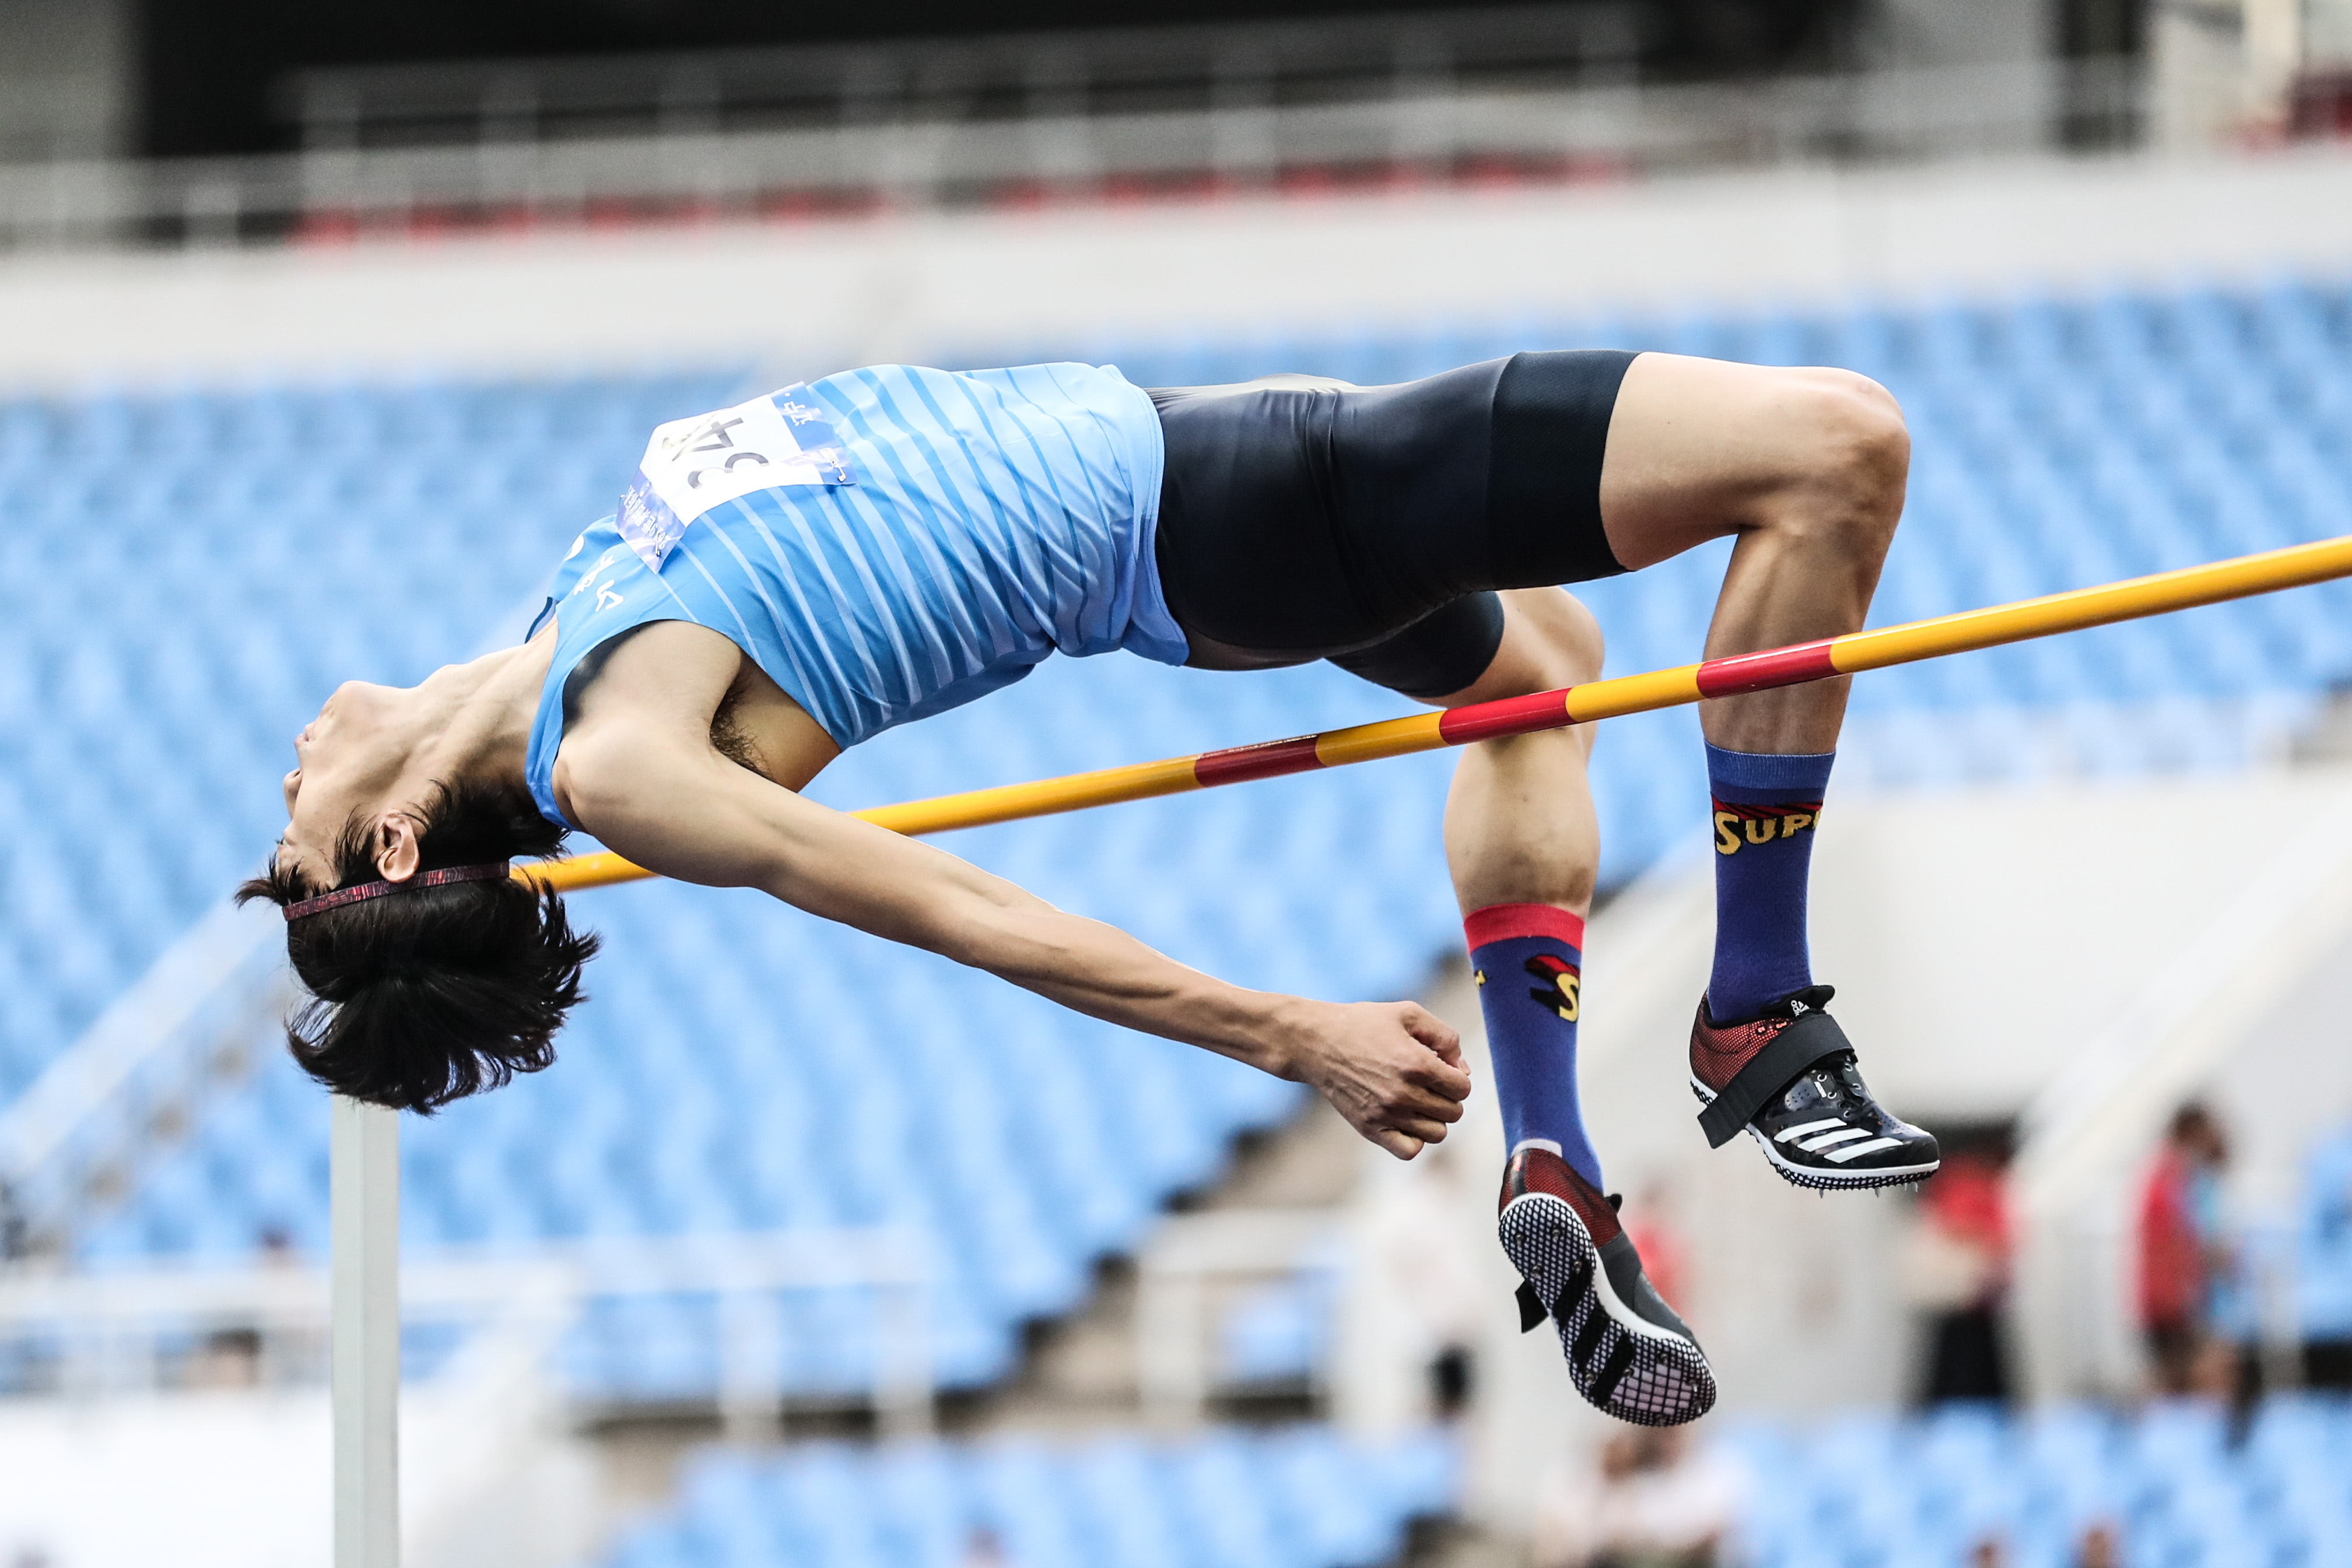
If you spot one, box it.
[709,704,774,783]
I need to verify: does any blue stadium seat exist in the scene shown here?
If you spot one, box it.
[601,1428,1452,1568]
[1219,1271,1336,1386]
[1728,1396,2352,1568]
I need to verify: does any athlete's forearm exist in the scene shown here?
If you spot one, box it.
[924,891,1306,1077]
[877,882,1478,1167]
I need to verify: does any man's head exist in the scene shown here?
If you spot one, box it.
[244,681,598,1111]
[2168,1102,2228,1167]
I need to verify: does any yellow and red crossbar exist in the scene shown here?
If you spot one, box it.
[521,534,2352,895]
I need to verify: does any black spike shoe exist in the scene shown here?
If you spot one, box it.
[1497,1145,1716,1426]
[1688,985,1940,1192]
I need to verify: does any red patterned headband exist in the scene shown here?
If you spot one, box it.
[282,863,514,922]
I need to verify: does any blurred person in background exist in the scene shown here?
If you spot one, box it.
[2137,1102,2239,1397]
[253,349,1937,1425]
[184,1327,264,1390]
[184,1221,302,1389]
[1401,1148,1481,1420]
[0,1183,24,1262]
[2072,1521,2122,1568]
[1901,1127,2013,1404]
[1618,1181,1690,1317]
[958,1525,1009,1568]
[1349,1135,1484,1423]
[1533,1425,1744,1568]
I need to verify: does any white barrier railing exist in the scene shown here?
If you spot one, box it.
[0,1225,935,1433]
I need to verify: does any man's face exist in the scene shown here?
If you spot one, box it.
[278,681,412,891]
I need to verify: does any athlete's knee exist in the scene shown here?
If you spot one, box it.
[1502,588,1604,690]
[1761,369,1908,554]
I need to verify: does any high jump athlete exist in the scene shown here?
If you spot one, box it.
[249,352,1939,1427]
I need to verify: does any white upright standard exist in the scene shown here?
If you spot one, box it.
[332,1096,401,1568]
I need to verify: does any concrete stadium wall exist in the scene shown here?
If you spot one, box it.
[1,144,2350,391]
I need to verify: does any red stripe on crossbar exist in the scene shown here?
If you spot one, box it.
[1694,640,1841,699]
[1193,735,1326,787]
[1437,690,1573,745]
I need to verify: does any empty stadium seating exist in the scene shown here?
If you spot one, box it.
[0,371,738,1099]
[597,1426,1456,1568]
[7,277,2350,1398]
[1723,1394,2352,1568]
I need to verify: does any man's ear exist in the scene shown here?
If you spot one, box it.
[374,813,423,883]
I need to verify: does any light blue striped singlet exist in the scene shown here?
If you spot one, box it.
[523,362,1187,830]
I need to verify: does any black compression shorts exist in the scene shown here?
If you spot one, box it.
[1149,350,1636,700]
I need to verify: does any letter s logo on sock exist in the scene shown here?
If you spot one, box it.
[1712,799,1824,855]
[1524,955,1580,1022]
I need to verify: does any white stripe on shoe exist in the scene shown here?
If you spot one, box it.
[1773,1118,1846,1143]
[1823,1136,1907,1163]
[1798,1127,1874,1152]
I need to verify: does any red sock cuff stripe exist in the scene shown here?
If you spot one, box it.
[1463,903,1586,950]
[1710,797,1824,818]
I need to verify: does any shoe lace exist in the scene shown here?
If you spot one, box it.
[1832,1055,1872,1103]
[1790,1053,1869,1118]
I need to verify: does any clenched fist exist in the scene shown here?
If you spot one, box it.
[1274,998,1471,1159]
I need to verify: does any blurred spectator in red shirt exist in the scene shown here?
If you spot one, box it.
[2139,1102,2235,1396]
[1902,1127,2013,1404]
[1620,1180,1689,1323]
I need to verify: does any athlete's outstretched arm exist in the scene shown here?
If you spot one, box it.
[559,722,1469,1158]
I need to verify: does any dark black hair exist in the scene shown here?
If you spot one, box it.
[237,777,600,1113]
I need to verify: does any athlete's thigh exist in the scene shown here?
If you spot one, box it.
[1596,352,1902,570]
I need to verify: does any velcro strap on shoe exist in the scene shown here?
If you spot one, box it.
[1696,1010,1853,1148]
[1516,1280,1548,1332]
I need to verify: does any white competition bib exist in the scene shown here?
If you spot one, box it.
[615,385,854,570]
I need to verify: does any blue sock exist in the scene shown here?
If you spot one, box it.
[1705,743,1835,1022]
[1467,903,1602,1187]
